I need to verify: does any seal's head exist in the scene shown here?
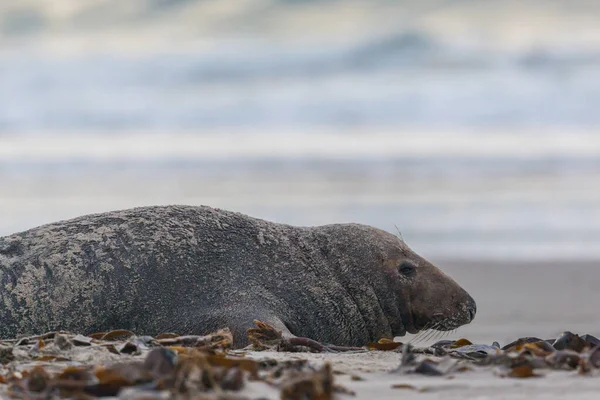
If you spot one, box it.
[361,226,477,336]
[393,247,476,335]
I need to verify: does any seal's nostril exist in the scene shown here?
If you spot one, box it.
[465,295,477,322]
[468,308,475,321]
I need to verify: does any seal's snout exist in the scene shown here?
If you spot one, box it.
[466,295,477,322]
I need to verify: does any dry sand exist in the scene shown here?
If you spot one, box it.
[244,350,600,400]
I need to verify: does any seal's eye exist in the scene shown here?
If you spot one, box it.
[399,261,416,277]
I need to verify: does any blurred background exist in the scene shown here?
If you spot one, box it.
[1,0,599,342]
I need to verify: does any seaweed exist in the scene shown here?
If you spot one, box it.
[1,326,600,398]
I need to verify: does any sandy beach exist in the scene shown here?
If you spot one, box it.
[2,0,600,397]
[2,323,598,399]
[244,350,600,400]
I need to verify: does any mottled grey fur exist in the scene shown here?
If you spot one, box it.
[0,205,475,347]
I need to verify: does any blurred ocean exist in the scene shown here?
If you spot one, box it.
[1,0,600,261]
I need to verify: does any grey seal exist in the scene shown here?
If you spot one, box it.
[0,205,476,347]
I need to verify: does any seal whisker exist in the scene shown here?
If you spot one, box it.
[432,319,449,336]
[421,321,434,332]
[422,325,442,343]
[410,320,435,344]
[409,330,427,344]
[393,225,404,242]
[427,330,441,344]
[410,331,428,344]
[431,330,445,342]
[418,321,443,344]
[418,329,436,344]
[409,323,429,344]
[426,330,442,344]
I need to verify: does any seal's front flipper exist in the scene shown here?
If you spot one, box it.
[244,319,364,352]
[245,319,293,348]
[205,310,294,349]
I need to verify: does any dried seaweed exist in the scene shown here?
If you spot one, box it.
[0,327,354,399]
[1,325,600,399]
